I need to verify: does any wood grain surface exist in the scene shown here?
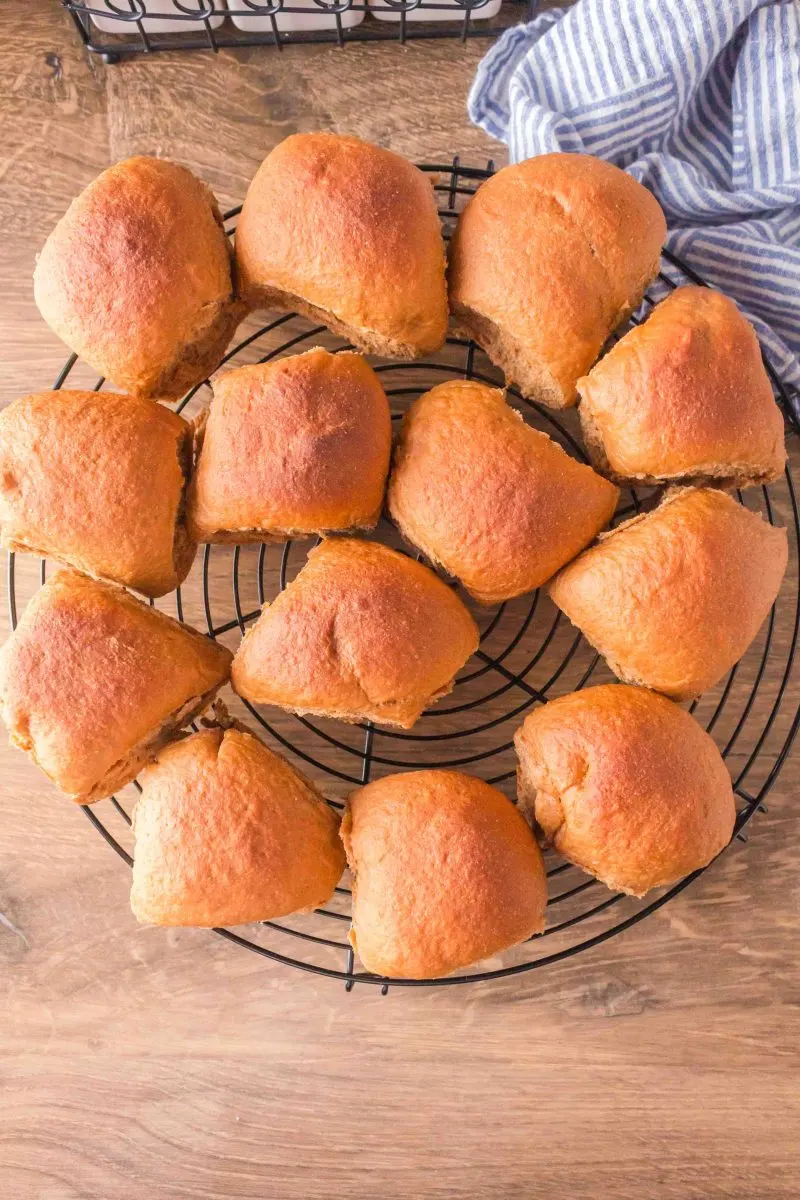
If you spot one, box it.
[1,4,799,1198]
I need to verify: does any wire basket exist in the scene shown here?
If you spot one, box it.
[7,158,800,993]
[62,0,532,59]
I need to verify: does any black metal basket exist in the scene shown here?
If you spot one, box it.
[63,0,532,59]
[7,158,799,993]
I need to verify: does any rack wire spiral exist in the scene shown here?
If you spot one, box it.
[6,158,800,992]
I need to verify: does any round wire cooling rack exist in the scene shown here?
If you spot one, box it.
[6,158,800,994]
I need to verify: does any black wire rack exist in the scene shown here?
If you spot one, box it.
[62,0,532,59]
[6,159,800,993]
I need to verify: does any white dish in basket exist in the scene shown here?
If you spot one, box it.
[229,1,364,31]
[90,0,226,34]
[368,0,501,22]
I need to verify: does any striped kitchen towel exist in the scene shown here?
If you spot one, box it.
[469,0,800,393]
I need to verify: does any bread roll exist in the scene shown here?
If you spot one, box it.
[0,572,232,803]
[33,157,242,399]
[448,153,667,408]
[549,488,788,700]
[0,389,196,596]
[578,287,786,487]
[232,538,478,728]
[341,769,547,978]
[131,718,344,926]
[514,685,736,897]
[387,380,619,604]
[188,348,392,543]
[235,133,448,359]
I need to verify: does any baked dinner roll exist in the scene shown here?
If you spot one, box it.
[448,153,667,408]
[0,572,232,804]
[235,133,448,359]
[34,157,242,399]
[549,488,788,700]
[0,389,196,597]
[341,769,547,978]
[578,286,786,488]
[130,717,344,926]
[387,380,619,604]
[232,538,478,728]
[514,685,736,897]
[188,348,392,543]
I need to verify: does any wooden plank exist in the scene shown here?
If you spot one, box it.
[1,4,798,1197]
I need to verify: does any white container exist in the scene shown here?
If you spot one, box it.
[369,0,500,20]
[229,1,363,31]
[91,1,227,34]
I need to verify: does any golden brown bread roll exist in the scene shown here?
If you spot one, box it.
[549,488,788,700]
[448,153,667,408]
[234,133,448,359]
[130,718,344,926]
[387,380,619,604]
[514,685,736,897]
[188,348,392,543]
[578,286,786,488]
[232,538,478,729]
[0,572,232,804]
[33,157,242,399]
[0,389,196,597]
[341,769,547,978]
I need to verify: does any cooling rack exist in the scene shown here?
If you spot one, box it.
[6,158,800,993]
[62,0,531,60]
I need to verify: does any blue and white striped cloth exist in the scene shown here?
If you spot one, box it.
[469,0,800,391]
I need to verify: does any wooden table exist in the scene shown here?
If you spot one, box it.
[2,4,799,1197]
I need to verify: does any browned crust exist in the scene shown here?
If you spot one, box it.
[235,133,448,359]
[243,285,436,362]
[514,684,736,897]
[149,296,247,401]
[449,303,568,410]
[33,156,242,399]
[577,286,787,490]
[548,488,788,699]
[130,723,345,927]
[0,571,232,803]
[341,769,547,979]
[0,390,197,597]
[448,153,666,408]
[187,348,392,543]
[387,379,619,603]
[171,425,197,585]
[231,537,479,729]
[71,683,225,805]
